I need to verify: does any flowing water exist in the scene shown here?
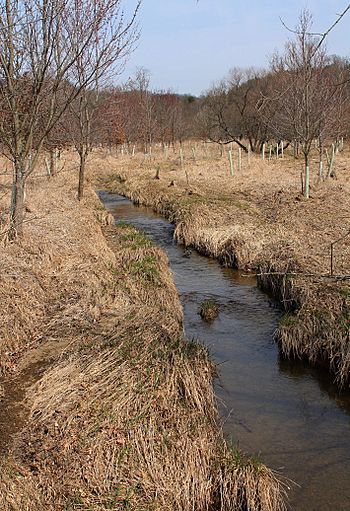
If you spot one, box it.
[100,191,350,511]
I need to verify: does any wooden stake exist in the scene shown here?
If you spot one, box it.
[45,157,51,178]
[300,171,304,195]
[325,148,330,166]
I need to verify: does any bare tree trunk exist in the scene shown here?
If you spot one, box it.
[304,152,310,199]
[9,161,26,239]
[78,151,86,201]
[49,147,56,177]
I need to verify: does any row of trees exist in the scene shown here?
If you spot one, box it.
[91,12,350,177]
[91,70,198,152]
[0,0,141,238]
[36,71,200,173]
[1,4,349,238]
[199,54,349,157]
[198,11,350,197]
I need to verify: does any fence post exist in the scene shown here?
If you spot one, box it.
[330,243,334,276]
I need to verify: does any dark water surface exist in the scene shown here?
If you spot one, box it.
[100,191,350,511]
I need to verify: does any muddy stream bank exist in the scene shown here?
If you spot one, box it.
[100,191,350,511]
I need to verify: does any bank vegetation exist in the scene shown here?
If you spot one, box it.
[0,160,287,510]
[95,139,350,387]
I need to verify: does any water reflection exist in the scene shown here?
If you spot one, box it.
[279,355,350,417]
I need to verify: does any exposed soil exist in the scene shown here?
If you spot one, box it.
[0,338,75,457]
[0,364,42,457]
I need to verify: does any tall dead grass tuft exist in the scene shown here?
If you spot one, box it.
[258,245,350,385]
[275,278,350,386]
[214,447,288,511]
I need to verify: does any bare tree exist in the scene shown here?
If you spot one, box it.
[264,8,349,198]
[198,68,270,152]
[68,0,140,200]
[0,0,140,238]
[93,89,125,151]
[126,68,157,153]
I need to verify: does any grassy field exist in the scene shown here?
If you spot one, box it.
[92,142,350,386]
[0,157,286,510]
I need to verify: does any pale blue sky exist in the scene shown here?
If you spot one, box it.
[121,0,350,95]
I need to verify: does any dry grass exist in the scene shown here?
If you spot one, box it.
[0,461,47,511]
[0,158,116,376]
[214,447,289,511]
[0,155,286,510]
[20,317,217,510]
[200,299,220,322]
[92,142,350,385]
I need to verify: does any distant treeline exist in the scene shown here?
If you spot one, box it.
[74,56,350,156]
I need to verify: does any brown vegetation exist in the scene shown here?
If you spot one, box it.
[94,142,350,386]
[0,160,286,510]
[200,300,220,322]
[0,5,347,509]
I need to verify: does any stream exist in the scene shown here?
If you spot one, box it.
[100,191,350,511]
